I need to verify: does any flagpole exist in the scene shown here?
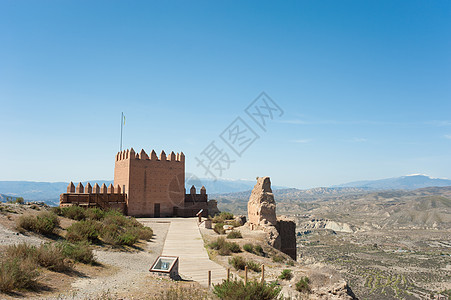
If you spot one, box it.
[120,112,123,152]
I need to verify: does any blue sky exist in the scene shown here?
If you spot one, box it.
[0,0,450,188]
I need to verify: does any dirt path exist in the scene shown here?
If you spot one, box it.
[0,222,45,246]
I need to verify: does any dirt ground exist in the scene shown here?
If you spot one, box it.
[0,205,182,300]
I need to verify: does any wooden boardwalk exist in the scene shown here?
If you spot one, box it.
[160,218,227,287]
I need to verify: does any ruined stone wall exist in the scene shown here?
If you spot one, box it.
[114,148,185,217]
[248,176,297,260]
[276,218,297,260]
[248,177,277,227]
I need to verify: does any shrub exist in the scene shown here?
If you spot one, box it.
[209,237,225,250]
[17,211,60,235]
[60,241,95,264]
[99,223,140,246]
[243,243,254,253]
[14,197,24,204]
[60,206,86,221]
[0,258,39,292]
[66,219,101,242]
[272,254,285,263]
[4,243,70,272]
[279,269,292,280]
[155,284,210,299]
[213,223,225,235]
[209,237,231,256]
[227,242,241,253]
[102,212,128,227]
[213,279,281,300]
[246,260,261,272]
[227,230,242,239]
[229,256,246,270]
[229,220,242,228]
[103,209,124,218]
[208,238,240,255]
[134,227,153,240]
[118,230,139,246]
[212,212,234,223]
[17,215,35,232]
[99,223,122,245]
[50,206,62,215]
[295,277,311,293]
[220,212,234,220]
[218,247,231,256]
[35,243,70,272]
[85,207,105,220]
[254,245,264,256]
[5,243,36,260]
[6,197,24,204]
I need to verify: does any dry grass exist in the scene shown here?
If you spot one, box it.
[16,211,60,235]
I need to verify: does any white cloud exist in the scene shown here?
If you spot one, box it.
[427,120,451,126]
[353,137,367,142]
[444,134,451,139]
[279,119,310,125]
[291,139,311,143]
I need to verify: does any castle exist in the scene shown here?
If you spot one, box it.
[60,148,218,217]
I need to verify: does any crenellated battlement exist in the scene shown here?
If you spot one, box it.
[60,181,127,213]
[115,148,185,162]
[64,182,125,195]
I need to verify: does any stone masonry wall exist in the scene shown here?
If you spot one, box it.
[114,148,185,217]
[248,176,297,260]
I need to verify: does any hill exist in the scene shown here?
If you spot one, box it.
[334,174,451,190]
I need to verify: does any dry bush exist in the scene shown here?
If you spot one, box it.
[66,219,102,242]
[0,257,39,293]
[17,211,60,235]
[246,260,261,272]
[279,269,292,280]
[213,279,281,300]
[5,243,70,272]
[208,237,241,255]
[60,241,95,264]
[227,242,241,253]
[135,227,153,240]
[155,284,211,300]
[36,243,71,272]
[226,230,242,239]
[229,256,246,270]
[59,206,86,221]
[295,277,311,293]
[85,207,105,220]
[213,223,225,235]
[272,254,285,263]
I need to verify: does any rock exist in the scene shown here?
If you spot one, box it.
[207,200,220,216]
[311,280,357,300]
[234,215,247,226]
[248,177,277,226]
[247,176,297,260]
[223,225,234,230]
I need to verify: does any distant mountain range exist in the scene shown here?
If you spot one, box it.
[0,178,285,206]
[334,174,451,190]
[0,175,449,206]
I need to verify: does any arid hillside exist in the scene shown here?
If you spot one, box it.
[217,186,451,299]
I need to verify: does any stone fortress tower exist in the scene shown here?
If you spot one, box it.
[60,148,218,218]
[114,148,185,217]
